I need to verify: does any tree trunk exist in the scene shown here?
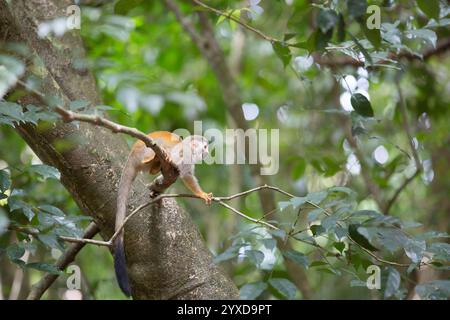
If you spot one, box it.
[0,0,238,299]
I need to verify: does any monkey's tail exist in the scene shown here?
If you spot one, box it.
[114,237,131,296]
[114,155,138,297]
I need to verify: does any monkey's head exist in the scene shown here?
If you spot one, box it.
[190,135,209,160]
[179,135,209,164]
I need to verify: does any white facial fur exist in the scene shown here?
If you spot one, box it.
[170,135,209,166]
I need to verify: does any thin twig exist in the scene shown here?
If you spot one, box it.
[216,200,278,230]
[384,169,421,215]
[105,185,418,268]
[396,76,422,172]
[191,0,282,44]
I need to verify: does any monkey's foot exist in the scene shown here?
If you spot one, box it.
[147,186,161,198]
[200,192,213,205]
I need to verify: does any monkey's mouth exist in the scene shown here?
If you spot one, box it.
[201,150,209,159]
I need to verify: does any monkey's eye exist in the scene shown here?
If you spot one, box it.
[203,144,207,149]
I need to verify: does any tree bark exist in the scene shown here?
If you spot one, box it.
[0,0,238,299]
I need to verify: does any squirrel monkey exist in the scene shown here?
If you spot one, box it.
[114,131,212,296]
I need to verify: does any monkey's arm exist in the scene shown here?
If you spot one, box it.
[180,171,213,205]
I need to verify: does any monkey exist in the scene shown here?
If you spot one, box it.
[114,131,212,296]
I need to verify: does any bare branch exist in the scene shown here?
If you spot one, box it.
[15,78,179,194]
[191,0,281,44]
[41,184,415,269]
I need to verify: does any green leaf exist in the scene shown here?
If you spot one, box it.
[213,245,240,264]
[337,14,346,42]
[328,186,356,197]
[26,262,64,275]
[38,204,65,216]
[317,9,338,33]
[350,279,367,287]
[37,234,64,250]
[8,197,35,220]
[269,278,297,300]
[414,231,449,241]
[408,29,437,48]
[216,12,227,25]
[7,244,25,261]
[417,0,440,20]
[245,249,265,267]
[0,54,25,76]
[290,196,307,210]
[269,228,287,240]
[307,208,323,222]
[29,165,60,180]
[321,214,342,232]
[333,242,346,254]
[310,261,328,267]
[314,29,333,51]
[350,254,373,270]
[361,22,381,49]
[357,226,416,255]
[347,0,367,18]
[415,280,450,300]
[261,238,276,250]
[284,33,297,41]
[291,159,306,180]
[0,170,11,193]
[428,242,450,261]
[272,42,292,68]
[310,224,325,236]
[278,200,291,212]
[350,34,373,65]
[404,238,426,263]
[114,0,144,15]
[0,209,9,235]
[348,224,378,251]
[0,101,24,122]
[351,93,374,117]
[307,191,328,204]
[240,282,268,300]
[407,262,420,274]
[283,250,309,268]
[318,267,341,276]
[69,99,90,111]
[384,267,401,298]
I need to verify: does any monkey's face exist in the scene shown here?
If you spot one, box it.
[179,136,209,164]
[191,138,209,162]
[200,140,209,159]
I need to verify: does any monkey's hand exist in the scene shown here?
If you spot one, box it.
[199,192,213,205]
